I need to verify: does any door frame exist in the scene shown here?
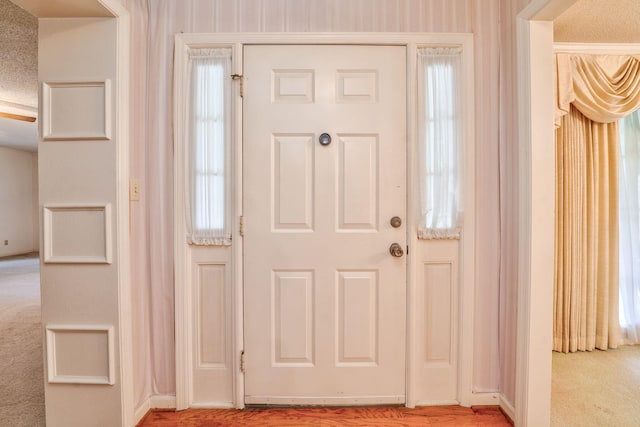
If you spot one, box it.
[174,32,475,410]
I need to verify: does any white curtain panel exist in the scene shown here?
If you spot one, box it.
[417,47,463,240]
[619,110,640,344]
[185,48,232,245]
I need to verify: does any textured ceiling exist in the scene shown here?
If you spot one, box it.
[555,0,640,43]
[0,0,37,109]
[0,0,37,151]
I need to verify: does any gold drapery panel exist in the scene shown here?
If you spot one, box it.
[554,53,640,353]
[555,105,620,352]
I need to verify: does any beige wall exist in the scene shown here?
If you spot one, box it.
[0,146,37,257]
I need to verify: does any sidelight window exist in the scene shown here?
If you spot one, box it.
[185,48,232,245]
[417,47,463,240]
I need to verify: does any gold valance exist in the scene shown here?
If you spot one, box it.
[556,53,640,126]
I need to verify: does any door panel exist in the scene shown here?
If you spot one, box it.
[243,45,406,404]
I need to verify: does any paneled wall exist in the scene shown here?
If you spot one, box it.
[127,0,506,410]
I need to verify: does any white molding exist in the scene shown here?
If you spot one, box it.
[231,41,245,410]
[134,395,177,425]
[42,203,113,264]
[189,402,236,409]
[0,99,38,117]
[103,1,135,426]
[150,394,177,409]
[470,392,500,406]
[41,80,112,141]
[45,324,115,385]
[173,33,192,411]
[554,42,640,54]
[244,396,404,405]
[516,3,560,426]
[500,394,516,423]
[134,399,151,425]
[174,32,476,411]
[415,399,459,406]
[457,32,476,409]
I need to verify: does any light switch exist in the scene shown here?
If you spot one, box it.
[130,179,140,201]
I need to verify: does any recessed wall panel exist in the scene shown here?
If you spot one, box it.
[424,262,453,364]
[337,271,378,366]
[272,70,314,103]
[46,325,114,384]
[272,271,314,365]
[336,70,378,103]
[272,134,314,231]
[42,81,111,140]
[43,204,112,264]
[197,263,226,368]
[338,135,378,231]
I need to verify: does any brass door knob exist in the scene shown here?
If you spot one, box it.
[389,243,404,257]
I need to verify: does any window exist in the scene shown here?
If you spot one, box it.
[619,109,640,343]
[185,48,232,245]
[417,47,463,239]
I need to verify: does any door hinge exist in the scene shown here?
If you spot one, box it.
[232,74,244,98]
[239,215,245,237]
[240,350,246,373]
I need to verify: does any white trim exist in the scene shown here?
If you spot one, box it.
[45,324,115,385]
[457,33,476,409]
[103,2,135,426]
[42,203,113,264]
[173,34,192,411]
[134,399,151,425]
[231,41,245,410]
[499,394,516,423]
[516,1,574,426]
[244,396,404,405]
[0,99,37,117]
[470,392,500,406]
[554,42,640,53]
[414,399,459,406]
[189,402,236,409]
[174,32,475,410]
[41,80,112,141]
[134,395,177,425]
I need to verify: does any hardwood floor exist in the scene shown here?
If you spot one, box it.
[138,406,512,426]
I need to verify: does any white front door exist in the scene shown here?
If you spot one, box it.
[243,45,406,405]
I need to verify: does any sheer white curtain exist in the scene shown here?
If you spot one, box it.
[417,47,463,239]
[185,48,232,245]
[619,109,640,344]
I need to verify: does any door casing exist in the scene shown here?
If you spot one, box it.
[173,33,475,410]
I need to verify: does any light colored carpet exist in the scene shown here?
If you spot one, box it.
[0,253,45,427]
[552,345,640,427]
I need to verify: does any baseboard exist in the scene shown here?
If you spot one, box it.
[150,394,177,409]
[470,392,500,406]
[134,399,150,426]
[134,394,177,425]
[499,394,516,424]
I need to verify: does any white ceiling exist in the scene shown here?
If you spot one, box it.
[9,0,113,18]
